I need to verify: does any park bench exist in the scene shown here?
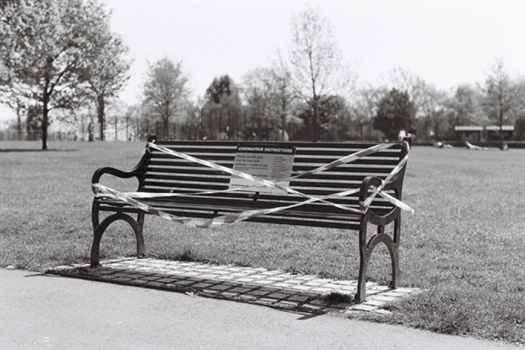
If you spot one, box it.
[91,135,412,302]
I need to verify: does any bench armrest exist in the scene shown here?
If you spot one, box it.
[92,137,154,187]
[359,176,401,226]
[91,166,142,184]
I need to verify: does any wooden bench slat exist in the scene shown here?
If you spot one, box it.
[142,175,372,186]
[97,191,394,216]
[131,186,396,204]
[148,150,403,160]
[145,164,397,175]
[153,139,403,150]
[150,148,404,155]
[143,172,390,182]
[139,184,397,203]
[96,200,367,226]
[96,204,362,230]
[147,158,401,169]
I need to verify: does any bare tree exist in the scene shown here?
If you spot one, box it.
[379,67,428,119]
[241,67,275,140]
[447,84,486,127]
[142,57,189,140]
[418,84,448,141]
[482,58,522,149]
[269,51,296,141]
[350,87,384,140]
[289,4,356,142]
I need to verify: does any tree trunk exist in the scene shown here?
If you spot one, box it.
[218,109,222,140]
[163,117,169,140]
[313,103,318,143]
[499,104,504,150]
[88,120,94,142]
[97,95,105,141]
[257,111,262,141]
[163,101,170,140]
[499,124,504,150]
[281,111,286,141]
[42,93,49,150]
[200,108,203,140]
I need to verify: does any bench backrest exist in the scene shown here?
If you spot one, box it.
[136,136,409,230]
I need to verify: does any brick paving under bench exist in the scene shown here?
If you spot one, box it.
[48,258,418,315]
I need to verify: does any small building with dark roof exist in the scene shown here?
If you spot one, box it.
[454,125,514,142]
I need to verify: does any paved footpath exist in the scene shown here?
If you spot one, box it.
[0,267,520,350]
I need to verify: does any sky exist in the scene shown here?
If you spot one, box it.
[2,0,525,123]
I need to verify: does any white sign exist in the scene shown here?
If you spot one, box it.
[228,145,296,194]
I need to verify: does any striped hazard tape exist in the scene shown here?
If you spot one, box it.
[92,141,414,228]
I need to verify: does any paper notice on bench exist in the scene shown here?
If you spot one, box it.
[228,145,296,194]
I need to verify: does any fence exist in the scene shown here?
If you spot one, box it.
[0,130,81,142]
[0,127,139,142]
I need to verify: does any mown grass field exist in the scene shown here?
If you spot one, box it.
[1,140,524,345]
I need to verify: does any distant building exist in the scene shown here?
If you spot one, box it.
[485,125,514,141]
[455,125,514,142]
[454,126,483,142]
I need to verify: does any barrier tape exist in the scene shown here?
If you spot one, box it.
[149,143,287,193]
[289,143,394,180]
[93,183,362,228]
[146,143,379,211]
[92,141,414,228]
[360,153,412,212]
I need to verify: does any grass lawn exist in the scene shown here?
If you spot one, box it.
[1,140,524,345]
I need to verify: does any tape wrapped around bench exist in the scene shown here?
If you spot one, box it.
[91,136,410,303]
[95,139,406,230]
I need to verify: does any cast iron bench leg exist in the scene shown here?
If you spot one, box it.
[91,212,145,267]
[356,220,401,303]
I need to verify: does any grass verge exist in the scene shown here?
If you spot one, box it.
[1,140,524,344]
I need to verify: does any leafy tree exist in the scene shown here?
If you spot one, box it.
[142,57,190,140]
[514,116,525,141]
[122,104,142,141]
[269,52,296,140]
[447,84,485,126]
[350,87,385,140]
[482,58,523,149]
[241,68,275,140]
[373,89,415,141]
[204,75,241,140]
[25,105,42,141]
[317,95,352,141]
[444,84,487,140]
[241,59,296,141]
[76,2,130,141]
[0,81,32,140]
[416,84,448,141]
[379,67,428,119]
[177,101,201,140]
[294,95,349,141]
[289,4,356,142]
[102,99,128,141]
[0,0,120,149]
[205,75,237,104]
